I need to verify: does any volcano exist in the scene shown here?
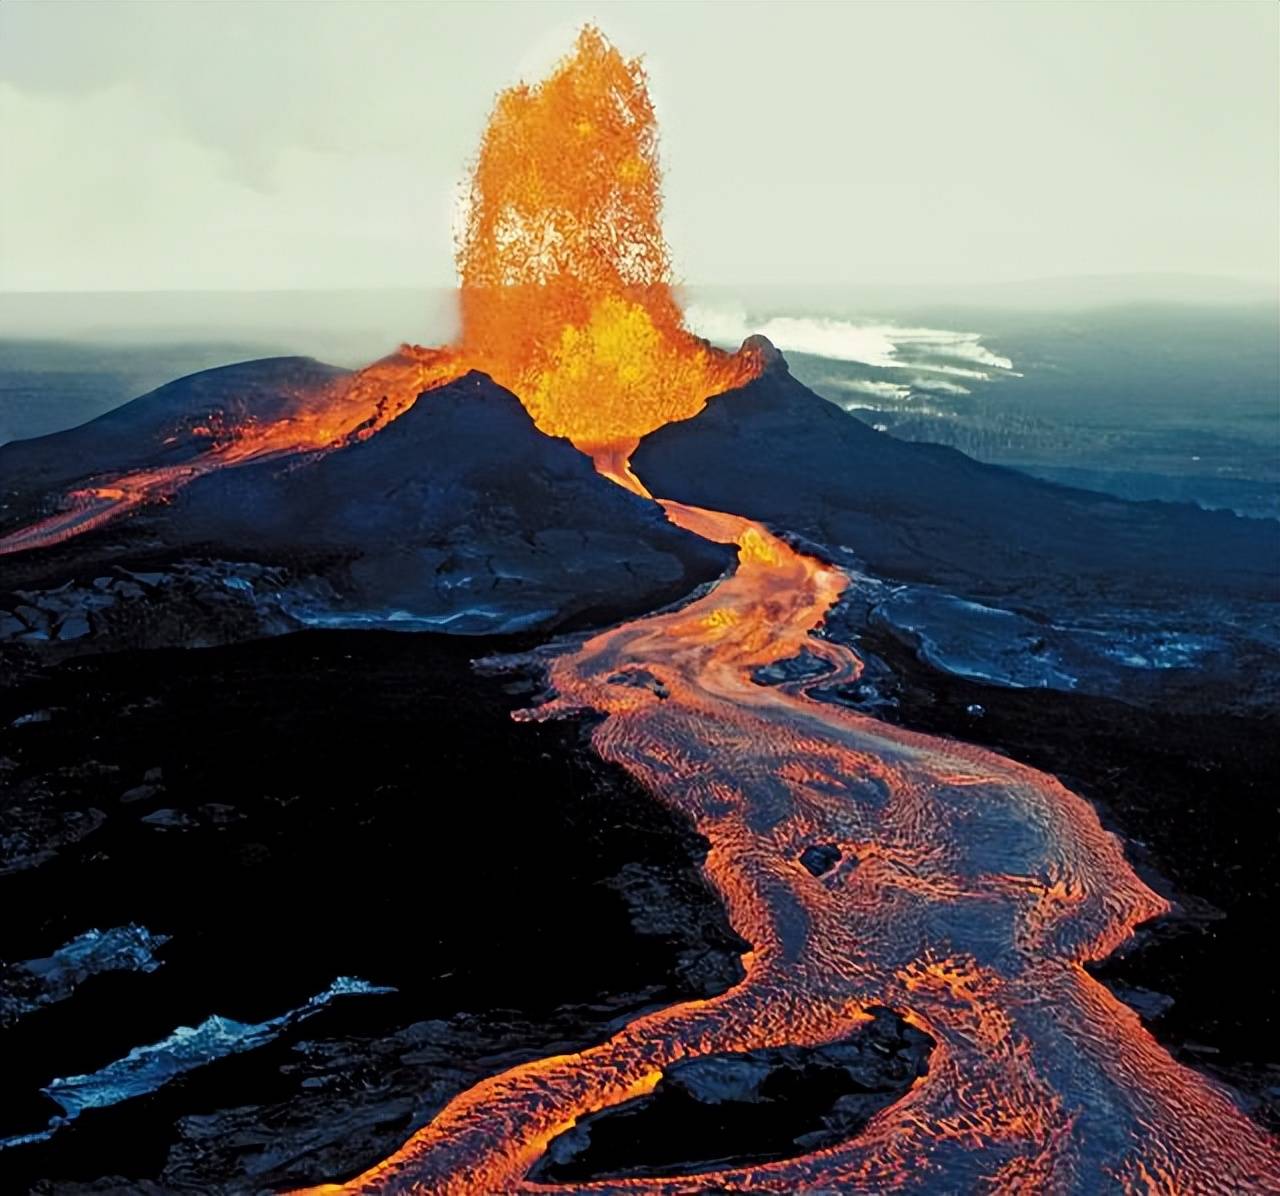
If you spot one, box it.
[3,331,1278,1192]
[2,23,1278,1196]
[4,343,1274,682]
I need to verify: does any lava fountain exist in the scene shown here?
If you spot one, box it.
[454,25,757,483]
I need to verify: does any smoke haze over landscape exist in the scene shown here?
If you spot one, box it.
[2,1,1276,294]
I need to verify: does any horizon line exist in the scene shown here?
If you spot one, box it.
[1,270,1277,299]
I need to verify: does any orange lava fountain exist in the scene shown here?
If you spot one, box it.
[301,507,1279,1195]
[455,26,757,479]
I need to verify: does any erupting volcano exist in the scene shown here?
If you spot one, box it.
[0,27,754,557]
[1,22,1276,1196]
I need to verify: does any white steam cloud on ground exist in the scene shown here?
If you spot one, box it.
[684,304,1017,402]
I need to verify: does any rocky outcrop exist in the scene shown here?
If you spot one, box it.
[531,1008,931,1182]
[0,564,311,656]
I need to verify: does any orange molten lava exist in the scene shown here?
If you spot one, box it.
[0,346,463,556]
[456,26,758,469]
[298,508,1279,1195]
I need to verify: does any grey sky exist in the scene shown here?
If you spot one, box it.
[1,0,1276,293]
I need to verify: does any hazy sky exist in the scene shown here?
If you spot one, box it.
[2,0,1276,293]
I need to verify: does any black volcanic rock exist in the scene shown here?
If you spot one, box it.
[0,630,748,1192]
[632,347,1279,609]
[150,370,732,631]
[798,843,842,876]
[1,363,734,641]
[531,1009,931,1182]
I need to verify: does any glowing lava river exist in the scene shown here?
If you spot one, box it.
[301,503,1277,1195]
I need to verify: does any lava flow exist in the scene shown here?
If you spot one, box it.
[5,26,1277,1193]
[302,508,1278,1195]
[0,345,464,555]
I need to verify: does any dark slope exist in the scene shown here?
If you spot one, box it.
[0,357,348,515]
[632,349,1279,608]
[1,366,732,642]
[147,370,732,628]
[169,368,705,549]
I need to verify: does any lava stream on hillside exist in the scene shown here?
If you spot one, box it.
[0,347,464,556]
[302,506,1277,1194]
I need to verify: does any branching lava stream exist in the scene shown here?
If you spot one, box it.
[302,507,1277,1194]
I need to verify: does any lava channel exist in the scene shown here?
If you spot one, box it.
[0,347,463,557]
[298,505,1278,1194]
